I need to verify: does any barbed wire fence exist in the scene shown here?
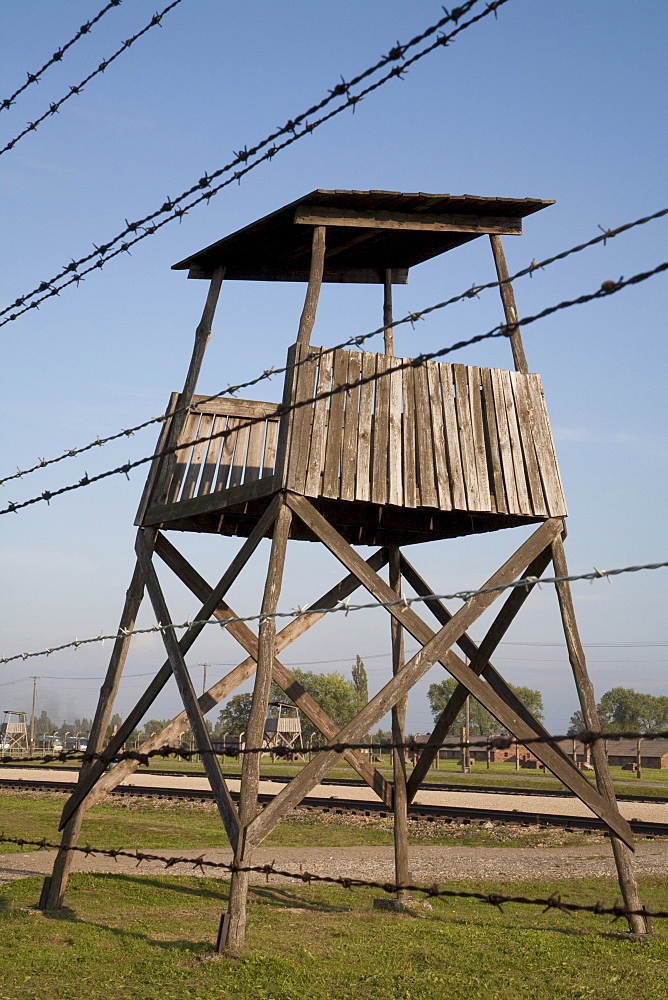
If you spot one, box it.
[0,833,663,924]
[0,0,506,327]
[2,257,665,518]
[1,203,665,491]
[1,554,667,666]
[0,0,185,159]
[0,0,123,114]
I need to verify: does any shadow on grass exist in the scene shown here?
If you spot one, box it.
[249,884,351,912]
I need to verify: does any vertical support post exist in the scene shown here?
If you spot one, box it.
[224,500,293,953]
[152,267,225,507]
[636,739,643,781]
[551,531,649,935]
[489,234,529,375]
[383,269,394,356]
[296,227,326,347]
[40,536,154,909]
[389,545,409,901]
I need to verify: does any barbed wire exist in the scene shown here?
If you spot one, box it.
[4,729,668,768]
[2,258,665,517]
[0,832,661,922]
[2,203,664,491]
[0,1,123,114]
[0,1,185,159]
[2,555,667,666]
[0,0,504,326]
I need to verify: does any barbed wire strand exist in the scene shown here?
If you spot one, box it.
[0,1,185,159]
[1,555,667,666]
[4,729,668,768]
[0,1,123,114]
[0,0,505,326]
[2,259,665,517]
[2,202,665,490]
[0,832,662,921]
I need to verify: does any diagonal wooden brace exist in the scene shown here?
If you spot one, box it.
[274,496,634,848]
[63,541,394,826]
[59,497,282,830]
[156,534,393,806]
[136,530,240,849]
[402,545,569,798]
[245,504,570,849]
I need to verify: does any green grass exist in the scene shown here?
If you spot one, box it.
[0,791,600,854]
[1,874,667,999]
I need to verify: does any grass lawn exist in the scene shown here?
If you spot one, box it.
[1,874,667,1000]
[0,790,603,852]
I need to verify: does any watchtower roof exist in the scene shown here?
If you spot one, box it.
[172,189,554,284]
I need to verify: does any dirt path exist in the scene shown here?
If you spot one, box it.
[3,841,668,888]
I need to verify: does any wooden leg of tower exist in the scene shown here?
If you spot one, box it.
[224,500,293,954]
[550,532,649,936]
[40,537,153,909]
[389,546,409,900]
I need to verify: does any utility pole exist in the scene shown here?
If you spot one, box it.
[200,663,210,697]
[29,675,39,753]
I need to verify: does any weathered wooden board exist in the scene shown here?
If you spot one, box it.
[150,349,567,524]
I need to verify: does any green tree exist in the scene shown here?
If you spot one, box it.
[272,670,361,743]
[216,693,253,735]
[570,687,668,735]
[141,718,171,739]
[427,679,543,735]
[352,654,368,708]
[34,710,55,736]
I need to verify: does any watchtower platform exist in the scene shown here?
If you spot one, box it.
[137,189,565,545]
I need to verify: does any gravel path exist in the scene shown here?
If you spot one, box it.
[3,841,668,887]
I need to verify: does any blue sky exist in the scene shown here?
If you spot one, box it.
[0,0,666,736]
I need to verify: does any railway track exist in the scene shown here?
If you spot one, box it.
[2,772,668,839]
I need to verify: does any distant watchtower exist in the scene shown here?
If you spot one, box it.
[43,190,646,943]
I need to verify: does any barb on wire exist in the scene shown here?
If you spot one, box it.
[4,729,668,768]
[1,555,667,665]
[0,0,503,326]
[0,1,123,114]
[1,257,665,517]
[0,832,663,921]
[2,203,665,491]
[0,1,184,159]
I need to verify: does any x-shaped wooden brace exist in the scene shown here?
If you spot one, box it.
[60,504,394,832]
[241,493,633,850]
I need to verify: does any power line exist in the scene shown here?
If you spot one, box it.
[2,258,665,518]
[0,0,505,327]
[1,555,667,666]
[0,1,123,114]
[2,202,664,490]
[0,1,185,159]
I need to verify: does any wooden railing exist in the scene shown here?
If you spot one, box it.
[159,395,281,507]
[283,344,567,518]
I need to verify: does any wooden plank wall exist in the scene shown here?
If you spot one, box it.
[162,396,280,506]
[284,344,566,517]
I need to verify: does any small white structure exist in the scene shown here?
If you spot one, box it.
[0,711,29,756]
[263,702,302,752]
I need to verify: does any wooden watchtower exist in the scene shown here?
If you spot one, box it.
[42,189,647,943]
